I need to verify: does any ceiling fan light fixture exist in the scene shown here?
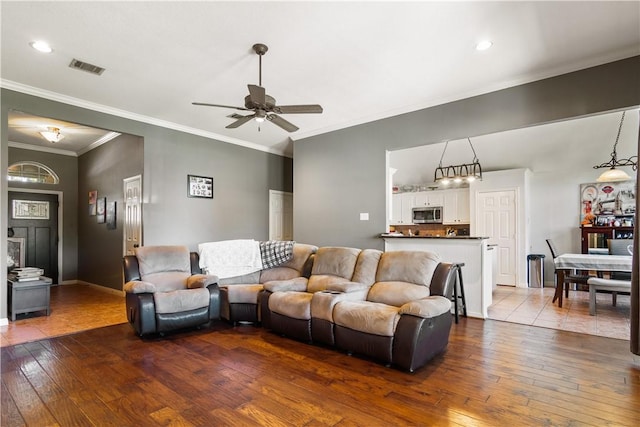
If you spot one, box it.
[40,127,64,143]
[593,111,637,182]
[30,40,53,53]
[476,40,493,51]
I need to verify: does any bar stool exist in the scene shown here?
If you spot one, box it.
[451,263,467,323]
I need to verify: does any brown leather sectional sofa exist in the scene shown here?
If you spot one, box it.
[124,244,458,372]
[258,246,457,372]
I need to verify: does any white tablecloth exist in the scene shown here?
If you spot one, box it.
[554,253,632,272]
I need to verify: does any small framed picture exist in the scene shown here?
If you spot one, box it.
[106,201,117,230]
[97,197,106,223]
[187,175,213,199]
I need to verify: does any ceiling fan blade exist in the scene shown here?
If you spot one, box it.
[267,114,299,132]
[274,104,323,114]
[248,84,266,106]
[192,102,250,111]
[226,114,255,129]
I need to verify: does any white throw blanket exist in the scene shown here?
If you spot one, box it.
[198,239,263,279]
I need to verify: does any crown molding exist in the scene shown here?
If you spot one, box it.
[1,80,288,157]
[8,141,78,157]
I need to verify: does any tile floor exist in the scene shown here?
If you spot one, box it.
[488,285,631,340]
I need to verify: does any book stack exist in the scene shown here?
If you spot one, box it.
[9,267,45,282]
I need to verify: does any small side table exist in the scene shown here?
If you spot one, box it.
[7,277,52,321]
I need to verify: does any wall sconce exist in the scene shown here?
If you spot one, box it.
[593,111,637,182]
[40,127,65,143]
[434,138,483,185]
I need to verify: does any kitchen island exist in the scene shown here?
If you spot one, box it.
[381,234,493,319]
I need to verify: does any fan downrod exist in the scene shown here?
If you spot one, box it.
[252,43,268,56]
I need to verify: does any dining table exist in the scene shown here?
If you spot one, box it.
[553,253,633,307]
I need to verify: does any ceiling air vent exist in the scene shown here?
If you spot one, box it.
[69,59,105,75]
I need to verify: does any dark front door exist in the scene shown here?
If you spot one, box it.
[8,192,59,284]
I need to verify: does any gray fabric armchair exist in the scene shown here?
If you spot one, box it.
[123,245,220,336]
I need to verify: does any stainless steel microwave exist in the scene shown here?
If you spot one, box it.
[412,206,443,224]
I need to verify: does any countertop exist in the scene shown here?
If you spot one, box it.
[380,233,489,240]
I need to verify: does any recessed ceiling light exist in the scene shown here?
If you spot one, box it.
[30,40,53,53]
[476,40,493,51]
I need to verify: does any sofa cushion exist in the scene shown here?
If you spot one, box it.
[311,290,370,322]
[334,301,400,337]
[218,271,261,286]
[400,296,452,318]
[311,247,361,278]
[136,245,191,276]
[307,275,354,293]
[222,284,264,304]
[263,277,309,292]
[351,249,383,286]
[153,288,210,314]
[124,280,156,294]
[376,251,440,287]
[367,282,430,307]
[269,292,313,320]
[142,272,192,292]
[187,274,219,289]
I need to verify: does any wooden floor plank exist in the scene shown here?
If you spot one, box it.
[2,316,639,425]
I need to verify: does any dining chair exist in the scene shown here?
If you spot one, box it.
[606,238,633,305]
[545,239,591,298]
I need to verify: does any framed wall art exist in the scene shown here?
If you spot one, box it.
[97,197,106,223]
[106,201,117,230]
[187,175,213,199]
[88,190,97,216]
[7,237,25,269]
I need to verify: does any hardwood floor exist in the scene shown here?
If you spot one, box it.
[1,284,127,347]
[2,311,639,425]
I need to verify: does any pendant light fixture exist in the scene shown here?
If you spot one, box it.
[434,138,483,185]
[593,111,637,182]
[40,127,65,143]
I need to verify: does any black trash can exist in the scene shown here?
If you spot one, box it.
[527,254,545,287]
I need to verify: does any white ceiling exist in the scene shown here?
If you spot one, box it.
[2,1,639,156]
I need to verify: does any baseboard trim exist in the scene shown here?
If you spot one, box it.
[74,280,125,297]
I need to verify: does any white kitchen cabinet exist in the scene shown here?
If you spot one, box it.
[443,188,470,224]
[391,193,415,224]
[413,191,444,207]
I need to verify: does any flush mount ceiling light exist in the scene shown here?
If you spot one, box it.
[40,127,65,143]
[476,40,493,51]
[30,40,53,53]
[593,111,637,182]
[434,138,483,185]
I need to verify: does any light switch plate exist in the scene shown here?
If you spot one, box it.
[360,213,369,221]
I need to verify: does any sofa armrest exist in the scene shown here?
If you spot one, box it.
[399,296,452,319]
[124,280,157,294]
[187,274,219,289]
[263,277,308,292]
[324,281,370,293]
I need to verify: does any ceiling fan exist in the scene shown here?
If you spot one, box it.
[192,43,323,132]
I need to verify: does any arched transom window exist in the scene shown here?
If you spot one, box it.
[8,161,60,184]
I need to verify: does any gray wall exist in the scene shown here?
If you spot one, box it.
[78,133,143,290]
[294,56,640,250]
[7,147,79,281]
[1,88,293,318]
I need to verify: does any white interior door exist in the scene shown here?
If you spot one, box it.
[477,190,517,285]
[269,190,293,241]
[123,175,142,255]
